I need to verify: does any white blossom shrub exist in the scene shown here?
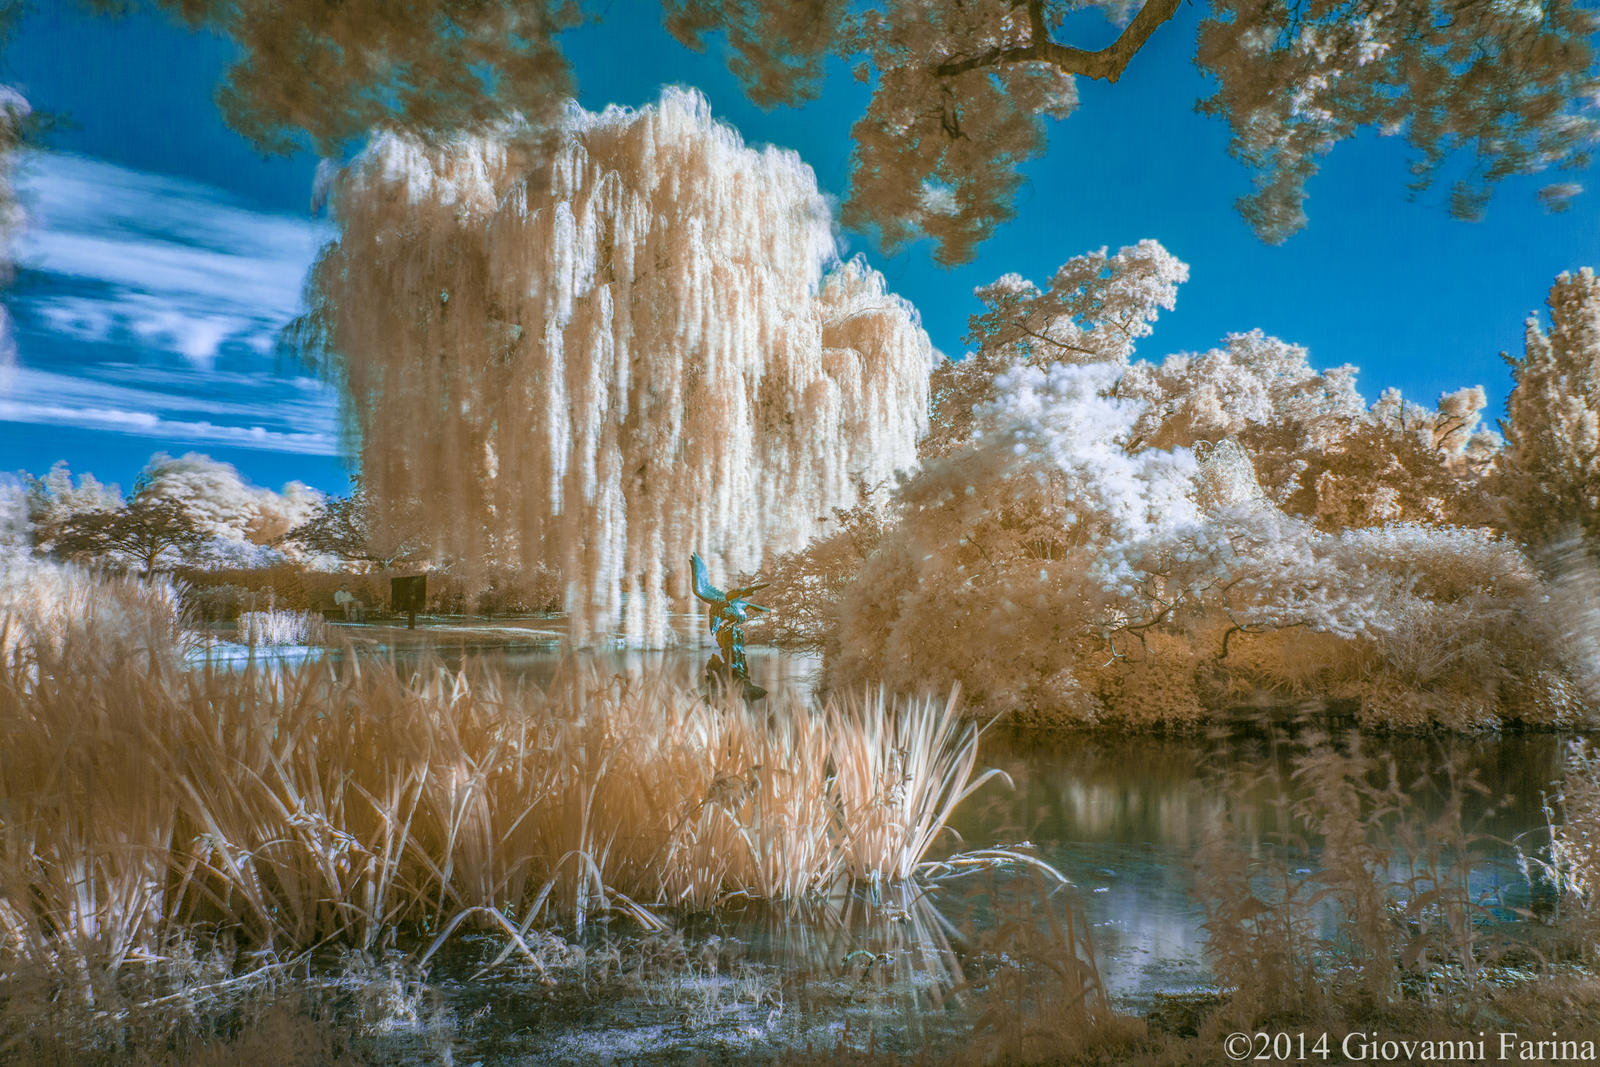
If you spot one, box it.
[831,357,1587,730]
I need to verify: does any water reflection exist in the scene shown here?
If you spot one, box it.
[312,614,824,695]
[951,726,1568,1000]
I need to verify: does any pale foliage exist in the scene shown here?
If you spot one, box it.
[675,1,1599,255]
[1553,741,1600,919]
[0,480,25,553]
[112,2,1600,262]
[22,461,123,544]
[1121,331,1500,526]
[931,243,1499,530]
[1297,386,1501,529]
[137,452,321,555]
[1120,329,1366,457]
[834,360,1201,719]
[1198,0,1600,241]
[143,0,582,156]
[926,239,1187,457]
[831,276,1581,727]
[236,608,329,647]
[0,554,185,665]
[969,239,1188,366]
[24,454,322,571]
[305,89,933,643]
[0,85,21,258]
[834,0,1084,265]
[740,479,895,650]
[1502,268,1600,546]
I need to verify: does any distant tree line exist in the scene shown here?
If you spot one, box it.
[23,452,340,574]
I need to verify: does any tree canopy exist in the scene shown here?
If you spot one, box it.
[301,89,933,642]
[50,493,208,575]
[23,453,321,572]
[96,0,1600,263]
[816,240,1583,728]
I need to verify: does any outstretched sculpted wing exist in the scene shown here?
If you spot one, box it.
[727,579,770,601]
[689,552,725,604]
[732,591,768,617]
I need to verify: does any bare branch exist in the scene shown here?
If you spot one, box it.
[933,0,1182,83]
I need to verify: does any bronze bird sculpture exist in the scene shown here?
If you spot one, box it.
[690,552,769,700]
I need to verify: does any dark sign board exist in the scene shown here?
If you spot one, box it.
[391,574,427,614]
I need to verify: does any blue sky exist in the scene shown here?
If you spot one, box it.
[4,2,1599,495]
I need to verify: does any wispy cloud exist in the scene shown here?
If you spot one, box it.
[14,152,328,366]
[0,398,335,454]
[4,152,343,458]
[2,365,336,427]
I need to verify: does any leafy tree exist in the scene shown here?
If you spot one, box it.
[135,452,320,546]
[925,239,1188,456]
[98,0,1600,262]
[834,353,1583,729]
[22,460,123,551]
[1293,386,1501,530]
[24,454,323,570]
[277,479,420,568]
[926,243,1498,530]
[1118,333,1500,527]
[739,479,896,650]
[51,492,209,574]
[300,91,932,643]
[1501,267,1600,547]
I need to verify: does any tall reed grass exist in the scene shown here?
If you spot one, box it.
[0,553,185,664]
[0,614,1001,988]
[235,608,329,646]
[1535,739,1600,945]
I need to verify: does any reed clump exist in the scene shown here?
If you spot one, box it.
[0,610,999,988]
[0,553,186,664]
[235,608,329,647]
[1541,738,1600,950]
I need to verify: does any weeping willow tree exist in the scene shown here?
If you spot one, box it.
[303,89,934,643]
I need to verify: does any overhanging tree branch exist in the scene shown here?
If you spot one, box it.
[933,0,1182,83]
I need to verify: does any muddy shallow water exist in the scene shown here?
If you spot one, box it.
[193,616,1577,1060]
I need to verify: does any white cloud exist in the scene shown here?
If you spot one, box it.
[13,151,329,366]
[0,398,336,454]
[34,292,257,362]
[3,365,336,427]
[4,152,344,458]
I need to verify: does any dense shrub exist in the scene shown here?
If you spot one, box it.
[827,361,1591,730]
